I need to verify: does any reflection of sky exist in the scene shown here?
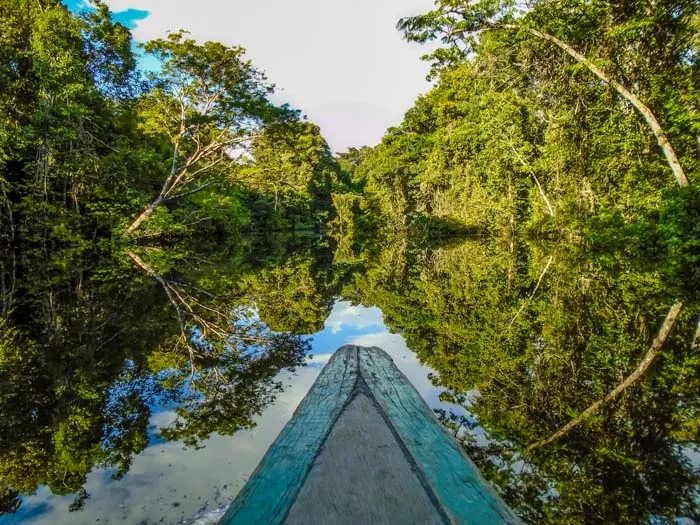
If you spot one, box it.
[2,301,461,525]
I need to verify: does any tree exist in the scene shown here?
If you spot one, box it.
[124,32,296,234]
[350,232,699,523]
[0,0,138,241]
[0,3,335,242]
[397,0,697,187]
[0,236,314,513]
[238,121,340,228]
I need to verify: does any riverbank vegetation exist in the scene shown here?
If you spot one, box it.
[0,0,341,248]
[335,0,698,246]
[1,229,697,522]
[3,0,697,249]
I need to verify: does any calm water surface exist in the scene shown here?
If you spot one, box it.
[0,234,697,524]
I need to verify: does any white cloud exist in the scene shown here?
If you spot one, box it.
[307,352,333,365]
[104,0,435,151]
[323,301,385,334]
[18,366,322,525]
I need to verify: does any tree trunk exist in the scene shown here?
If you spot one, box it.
[125,196,164,235]
[1,186,14,242]
[505,139,556,216]
[127,250,186,333]
[0,261,6,317]
[505,255,554,332]
[499,24,690,187]
[124,144,180,236]
[527,302,683,451]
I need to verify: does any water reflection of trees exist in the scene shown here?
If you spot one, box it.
[0,238,319,515]
[351,235,699,524]
[0,232,697,522]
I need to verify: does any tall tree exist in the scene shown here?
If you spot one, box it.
[0,0,141,243]
[397,0,697,187]
[124,32,296,234]
[238,121,339,227]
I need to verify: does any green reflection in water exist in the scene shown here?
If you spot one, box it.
[353,235,699,524]
[0,230,698,524]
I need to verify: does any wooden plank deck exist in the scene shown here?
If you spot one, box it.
[219,345,521,525]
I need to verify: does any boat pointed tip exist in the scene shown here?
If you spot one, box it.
[333,344,395,363]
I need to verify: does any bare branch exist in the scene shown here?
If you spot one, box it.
[691,316,700,351]
[527,302,684,451]
[504,255,554,332]
[446,22,691,186]
[127,251,187,335]
[165,181,219,201]
[502,135,556,217]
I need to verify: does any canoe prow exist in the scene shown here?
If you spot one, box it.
[219,345,521,524]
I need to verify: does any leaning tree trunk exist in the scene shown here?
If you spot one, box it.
[527,302,683,451]
[499,24,690,187]
[125,196,164,235]
[692,316,700,351]
[124,145,180,236]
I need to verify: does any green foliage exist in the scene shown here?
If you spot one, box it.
[0,236,318,513]
[349,231,699,524]
[345,0,699,238]
[241,254,334,333]
[238,121,341,230]
[0,3,337,245]
[1,1,698,521]
[1,219,698,522]
[0,0,139,242]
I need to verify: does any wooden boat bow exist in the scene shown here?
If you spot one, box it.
[219,345,521,524]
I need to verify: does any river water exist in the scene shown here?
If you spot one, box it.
[0,233,697,524]
[4,301,453,525]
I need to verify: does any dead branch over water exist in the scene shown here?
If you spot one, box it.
[528,302,684,451]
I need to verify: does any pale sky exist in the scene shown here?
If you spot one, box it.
[103,0,435,152]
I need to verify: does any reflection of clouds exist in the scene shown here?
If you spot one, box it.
[8,367,321,525]
[9,302,471,525]
[680,445,700,471]
[149,410,176,428]
[324,301,384,334]
[307,353,333,366]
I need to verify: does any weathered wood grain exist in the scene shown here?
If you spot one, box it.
[359,347,521,524]
[284,392,445,525]
[218,346,359,525]
[219,345,521,525]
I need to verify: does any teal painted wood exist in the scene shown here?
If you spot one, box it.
[218,346,359,525]
[218,345,521,525]
[359,347,522,524]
